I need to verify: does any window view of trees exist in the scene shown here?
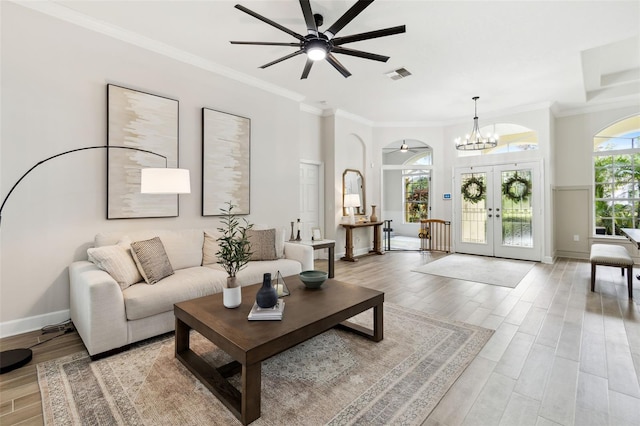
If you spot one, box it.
[404,172,430,223]
[593,115,640,235]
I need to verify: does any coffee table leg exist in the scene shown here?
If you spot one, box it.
[241,362,261,425]
[175,317,190,355]
[373,302,383,342]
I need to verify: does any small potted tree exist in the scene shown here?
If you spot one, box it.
[216,201,253,308]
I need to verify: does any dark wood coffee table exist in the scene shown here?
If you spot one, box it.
[174,276,384,425]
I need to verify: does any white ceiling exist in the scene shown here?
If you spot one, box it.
[27,0,640,123]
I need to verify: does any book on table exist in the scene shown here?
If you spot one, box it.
[247,300,285,321]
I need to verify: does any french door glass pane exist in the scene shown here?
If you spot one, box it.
[501,169,533,247]
[460,172,487,244]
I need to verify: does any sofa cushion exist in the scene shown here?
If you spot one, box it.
[204,258,302,287]
[95,229,204,270]
[122,267,226,320]
[87,238,142,290]
[247,228,277,261]
[202,230,220,265]
[131,237,174,284]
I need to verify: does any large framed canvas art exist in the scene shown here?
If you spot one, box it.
[202,108,251,216]
[107,84,179,219]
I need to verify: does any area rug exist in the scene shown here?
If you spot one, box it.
[412,253,535,288]
[38,304,493,425]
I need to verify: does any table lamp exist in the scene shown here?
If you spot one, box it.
[344,193,361,225]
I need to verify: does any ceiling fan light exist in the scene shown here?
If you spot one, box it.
[307,47,327,61]
[400,142,409,152]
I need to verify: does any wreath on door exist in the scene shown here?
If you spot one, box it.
[461,176,486,204]
[502,173,532,202]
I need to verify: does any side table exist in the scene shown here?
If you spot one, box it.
[289,239,335,278]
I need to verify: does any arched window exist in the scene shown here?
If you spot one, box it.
[593,114,640,235]
[457,123,538,156]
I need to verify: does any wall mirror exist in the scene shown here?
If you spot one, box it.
[342,169,366,216]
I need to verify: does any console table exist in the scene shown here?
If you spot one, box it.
[341,221,384,262]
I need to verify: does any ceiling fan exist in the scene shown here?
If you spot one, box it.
[230,0,406,79]
[383,141,431,154]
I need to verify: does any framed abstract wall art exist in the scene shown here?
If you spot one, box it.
[202,108,251,216]
[107,84,179,219]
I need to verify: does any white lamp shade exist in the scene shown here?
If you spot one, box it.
[344,193,361,208]
[140,168,191,194]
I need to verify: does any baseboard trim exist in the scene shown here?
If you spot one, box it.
[0,309,71,339]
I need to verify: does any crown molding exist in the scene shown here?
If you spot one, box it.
[299,103,324,116]
[14,1,305,104]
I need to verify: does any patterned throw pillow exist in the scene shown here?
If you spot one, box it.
[87,238,142,290]
[130,237,174,284]
[247,229,277,261]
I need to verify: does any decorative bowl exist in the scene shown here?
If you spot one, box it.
[299,270,328,289]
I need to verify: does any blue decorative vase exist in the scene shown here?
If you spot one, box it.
[256,273,278,308]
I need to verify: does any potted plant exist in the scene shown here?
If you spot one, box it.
[216,201,253,308]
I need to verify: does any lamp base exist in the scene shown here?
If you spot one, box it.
[0,348,33,374]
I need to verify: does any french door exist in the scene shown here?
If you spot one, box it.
[454,162,541,261]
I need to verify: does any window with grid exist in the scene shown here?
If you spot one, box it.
[593,115,640,236]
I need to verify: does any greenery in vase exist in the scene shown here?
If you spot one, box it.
[216,201,253,281]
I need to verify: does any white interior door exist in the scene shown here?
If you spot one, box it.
[299,162,321,241]
[454,162,542,261]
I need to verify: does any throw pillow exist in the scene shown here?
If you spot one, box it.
[87,238,142,290]
[130,237,174,284]
[202,231,220,265]
[247,228,277,261]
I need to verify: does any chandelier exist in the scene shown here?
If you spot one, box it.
[455,96,499,150]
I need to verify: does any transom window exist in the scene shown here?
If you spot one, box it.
[593,114,640,235]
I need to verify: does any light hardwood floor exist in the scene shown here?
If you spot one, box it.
[1,251,639,425]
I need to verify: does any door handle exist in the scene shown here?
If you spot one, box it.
[488,214,492,218]
[496,214,501,218]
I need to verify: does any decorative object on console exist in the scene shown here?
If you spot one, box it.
[107,84,180,219]
[256,273,278,308]
[296,218,302,241]
[455,96,499,151]
[0,144,190,374]
[289,221,295,241]
[311,227,322,241]
[216,201,253,308]
[370,205,378,222]
[274,270,290,297]
[342,169,365,216]
[202,108,251,216]
[299,270,328,289]
[230,1,406,79]
[344,193,361,225]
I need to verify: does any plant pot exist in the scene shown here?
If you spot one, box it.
[223,286,242,308]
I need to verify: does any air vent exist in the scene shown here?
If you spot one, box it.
[384,67,412,80]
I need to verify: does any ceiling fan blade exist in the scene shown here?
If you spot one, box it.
[299,0,318,35]
[235,4,305,41]
[325,53,352,78]
[324,0,374,38]
[301,58,314,79]
[259,50,304,69]
[332,46,389,62]
[230,41,301,46]
[332,25,406,46]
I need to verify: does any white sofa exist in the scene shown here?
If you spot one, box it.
[69,228,313,357]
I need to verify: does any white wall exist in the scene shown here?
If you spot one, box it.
[0,3,317,335]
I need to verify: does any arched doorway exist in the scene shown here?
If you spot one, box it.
[382,140,432,251]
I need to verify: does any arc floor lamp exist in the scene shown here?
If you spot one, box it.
[0,145,191,373]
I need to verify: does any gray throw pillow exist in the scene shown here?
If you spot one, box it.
[247,229,277,261]
[130,237,174,284]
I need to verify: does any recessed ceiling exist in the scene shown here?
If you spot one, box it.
[29,1,640,123]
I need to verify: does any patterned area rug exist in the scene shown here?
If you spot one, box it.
[412,253,535,288]
[38,304,493,425]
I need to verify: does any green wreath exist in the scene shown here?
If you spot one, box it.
[502,173,532,202]
[461,176,486,204]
